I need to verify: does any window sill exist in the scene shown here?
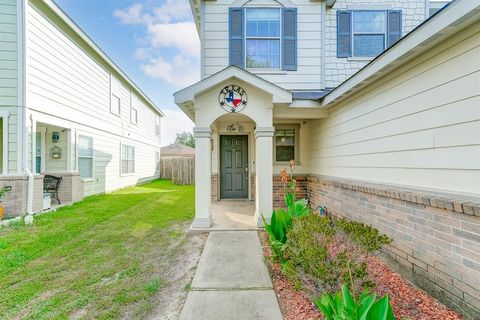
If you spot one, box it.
[274,161,302,166]
[82,178,94,183]
[120,173,135,177]
[347,57,375,61]
[247,69,287,75]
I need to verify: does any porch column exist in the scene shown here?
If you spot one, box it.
[193,127,212,228]
[254,127,275,227]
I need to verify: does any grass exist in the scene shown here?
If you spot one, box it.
[0,179,195,319]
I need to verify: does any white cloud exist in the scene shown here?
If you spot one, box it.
[147,22,199,57]
[114,0,200,86]
[153,0,191,23]
[141,55,199,87]
[113,3,146,25]
[161,109,194,146]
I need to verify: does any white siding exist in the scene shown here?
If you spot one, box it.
[201,0,428,91]
[202,0,323,91]
[311,22,480,195]
[26,1,161,195]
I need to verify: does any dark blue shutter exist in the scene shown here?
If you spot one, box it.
[229,8,244,68]
[282,8,297,71]
[387,10,402,47]
[337,11,351,58]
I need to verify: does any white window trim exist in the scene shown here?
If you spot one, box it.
[111,93,121,116]
[77,134,94,181]
[351,10,389,58]
[0,111,9,175]
[273,124,300,165]
[120,143,135,176]
[244,7,282,70]
[130,107,138,125]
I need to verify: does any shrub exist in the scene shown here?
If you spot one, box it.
[336,218,392,252]
[315,284,396,320]
[284,214,374,296]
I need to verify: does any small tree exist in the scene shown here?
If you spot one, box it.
[175,131,195,148]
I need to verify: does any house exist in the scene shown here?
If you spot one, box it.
[160,143,195,159]
[175,0,480,318]
[0,0,163,218]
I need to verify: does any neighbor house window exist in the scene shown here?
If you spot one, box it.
[131,107,138,124]
[245,8,281,69]
[78,135,93,179]
[274,126,298,162]
[111,94,121,115]
[121,144,135,175]
[155,115,160,137]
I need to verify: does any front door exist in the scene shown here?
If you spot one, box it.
[220,135,248,199]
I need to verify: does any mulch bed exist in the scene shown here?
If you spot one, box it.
[258,231,462,320]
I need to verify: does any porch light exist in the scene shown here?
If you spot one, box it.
[51,146,62,159]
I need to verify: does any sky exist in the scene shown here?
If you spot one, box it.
[54,0,197,146]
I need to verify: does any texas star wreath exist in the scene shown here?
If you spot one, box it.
[218,85,247,113]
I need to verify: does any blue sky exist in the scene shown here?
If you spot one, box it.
[55,0,197,145]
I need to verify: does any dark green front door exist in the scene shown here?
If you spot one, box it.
[220,135,248,199]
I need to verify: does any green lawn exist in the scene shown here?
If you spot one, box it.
[0,180,195,319]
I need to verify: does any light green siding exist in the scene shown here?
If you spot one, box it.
[0,0,19,174]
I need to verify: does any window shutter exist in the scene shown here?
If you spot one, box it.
[282,8,297,71]
[229,8,244,68]
[387,10,402,47]
[337,11,351,58]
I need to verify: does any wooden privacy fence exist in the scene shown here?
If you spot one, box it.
[160,157,195,185]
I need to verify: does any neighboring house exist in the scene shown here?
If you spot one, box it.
[0,0,163,217]
[175,0,479,318]
[160,143,195,159]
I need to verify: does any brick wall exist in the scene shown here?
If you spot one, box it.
[307,175,480,319]
[47,172,84,204]
[0,175,44,217]
[273,175,308,209]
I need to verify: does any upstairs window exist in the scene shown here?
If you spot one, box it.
[229,7,297,71]
[352,11,386,57]
[337,10,401,58]
[245,8,281,69]
[131,107,138,124]
[110,74,122,115]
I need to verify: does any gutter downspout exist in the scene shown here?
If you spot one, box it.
[19,0,34,223]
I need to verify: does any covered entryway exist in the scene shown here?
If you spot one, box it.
[220,135,248,199]
[174,66,293,228]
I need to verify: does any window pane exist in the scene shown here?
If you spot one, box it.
[353,11,385,33]
[78,136,92,157]
[276,146,295,162]
[246,8,280,37]
[79,158,92,178]
[354,34,385,57]
[275,129,295,145]
[122,159,128,174]
[246,39,280,69]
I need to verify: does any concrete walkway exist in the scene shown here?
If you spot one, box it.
[180,231,282,320]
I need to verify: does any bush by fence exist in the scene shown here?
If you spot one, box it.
[160,157,195,185]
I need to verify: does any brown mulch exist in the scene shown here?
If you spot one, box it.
[258,231,462,320]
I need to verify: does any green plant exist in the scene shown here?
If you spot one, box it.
[315,284,396,320]
[0,186,11,202]
[263,160,310,261]
[335,219,392,252]
[284,214,373,295]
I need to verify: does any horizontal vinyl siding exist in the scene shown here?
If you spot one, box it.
[26,1,161,195]
[0,0,18,107]
[311,22,480,195]
[202,0,322,90]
